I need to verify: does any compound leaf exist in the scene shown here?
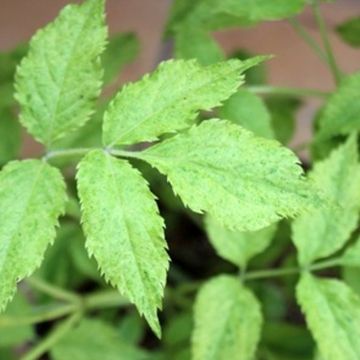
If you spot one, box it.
[292,135,360,266]
[297,273,360,360]
[192,275,262,360]
[15,0,107,147]
[102,57,264,146]
[0,160,66,311]
[219,89,274,139]
[205,216,276,268]
[316,73,360,141]
[140,119,321,232]
[77,150,169,337]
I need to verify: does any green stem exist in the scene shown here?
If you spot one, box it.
[309,257,342,271]
[244,266,299,281]
[244,257,342,281]
[288,17,328,63]
[20,311,82,360]
[0,303,78,327]
[44,147,143,163]
[27,277,80,304]
[247,85,329,99]
[0,290,128,328]
[44,148,93,161]
[312,0,342,84]
[83,290,129,310]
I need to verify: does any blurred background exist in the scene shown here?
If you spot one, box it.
[1,0,360,153]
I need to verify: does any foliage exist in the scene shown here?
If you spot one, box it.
[0,0,359,359]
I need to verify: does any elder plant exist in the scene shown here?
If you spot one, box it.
[0,0,360,359]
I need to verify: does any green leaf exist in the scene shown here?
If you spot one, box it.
[292,135,360,266]
[297,273,360,360]
[37,222,100,288]
[51,318,149,360]
[52,100,108,151]
[102,32,140,84]
[15,0,107,147]
[102,57,264,146]
[0,293,34,347]
[140,119,321,232]
[205,216,276,268]
[219,89,275,139]
[118,312,145,345]
[316,73,360,140]
[77,150,169,336]
[339,236,360,268]
[0,108,21,164]
[343,267,360,296]
[0,44,27,84]
[174,27,225,65]
[192,275,262,360]
[167,0,306,32]
[0,160,66,311]
[337,16,360,47]
[164,311,193,348]
[266,96,301,145]
[262,322,314,359]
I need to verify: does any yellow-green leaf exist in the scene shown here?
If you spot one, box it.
[140,119,321,231]
[297,273,360,360]
[76,150,169,337]
[192,275,262,360]
[0,160,66,311]
[292,135,360,266]
[15,0,107,146]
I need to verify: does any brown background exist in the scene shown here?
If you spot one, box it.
[1,0,360,153]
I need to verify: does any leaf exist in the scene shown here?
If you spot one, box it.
[316,73,360,141]
[231,50,267,85]
[76,150,169,336]
[337,16,360,47]
[192,275,262,360]
[205,216,276,268]
[15,0,107,147]
[51,318,150,360]
[0,293,34,347]
[219,89,275,139]
[102,32,140,84]
[37,222,100,288]
[140,119,321,232]
[266,96,301,145]
[262,322,314,359]
[52,100,108,151]
[102,57,264,146]
[339,236,360,268]
[167,0,306,32]
[0,108,21,165]
[297,273,360,360]
[174,27,225,65]
[0,160,66,311]
[118,312,145,345]
[292,135,360,266]
[164,312,193,348]
[0,44,27,84]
